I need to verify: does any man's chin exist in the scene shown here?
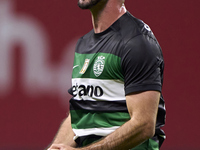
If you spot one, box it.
[78,0,102,10]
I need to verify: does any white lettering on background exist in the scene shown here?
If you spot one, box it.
[0,0,76,108]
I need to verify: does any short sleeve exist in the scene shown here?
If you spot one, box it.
[121,34,164,95]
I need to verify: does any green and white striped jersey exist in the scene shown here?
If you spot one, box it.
[68,11,165,149]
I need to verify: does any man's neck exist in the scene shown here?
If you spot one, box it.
[90,0,126,33]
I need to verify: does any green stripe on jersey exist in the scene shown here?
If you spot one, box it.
[72,52,124,80]
[70,110,130,129]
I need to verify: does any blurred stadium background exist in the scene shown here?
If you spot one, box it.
[0,0,199,149]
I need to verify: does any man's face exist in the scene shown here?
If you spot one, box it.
[78,0,102,9]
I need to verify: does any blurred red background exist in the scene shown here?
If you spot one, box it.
[0,0,199,149]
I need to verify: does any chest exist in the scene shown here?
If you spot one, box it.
[72,53,123,80]
[72,52,123,81]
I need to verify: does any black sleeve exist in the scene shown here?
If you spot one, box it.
[121,34,163,95]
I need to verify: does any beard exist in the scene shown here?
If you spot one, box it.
[78,0,102,9]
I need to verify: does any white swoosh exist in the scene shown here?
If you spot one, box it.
[73,65,79,69]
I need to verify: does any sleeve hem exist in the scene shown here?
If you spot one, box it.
[125,84,162,96]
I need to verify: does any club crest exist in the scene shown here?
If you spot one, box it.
[93,56,105,77]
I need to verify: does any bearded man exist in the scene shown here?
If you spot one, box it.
[48,0,166,149]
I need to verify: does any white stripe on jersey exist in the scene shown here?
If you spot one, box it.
[72,126,120,140]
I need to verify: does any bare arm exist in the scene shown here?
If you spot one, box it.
[49,90,160,150]
[48,113,77,149]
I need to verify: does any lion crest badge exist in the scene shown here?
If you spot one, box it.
[93,56,105,77]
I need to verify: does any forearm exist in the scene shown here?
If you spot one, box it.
[80,118,154,150]
[50,115,77,147]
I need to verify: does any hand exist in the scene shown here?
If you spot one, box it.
[47,144,76,150]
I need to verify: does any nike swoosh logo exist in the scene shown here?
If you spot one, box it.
[73,65,79,69]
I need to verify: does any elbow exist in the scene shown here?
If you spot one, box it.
[142,122,156,140]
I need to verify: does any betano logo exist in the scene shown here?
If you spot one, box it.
[72,84,103,97]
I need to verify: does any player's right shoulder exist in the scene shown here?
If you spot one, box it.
[80,29,94,40]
